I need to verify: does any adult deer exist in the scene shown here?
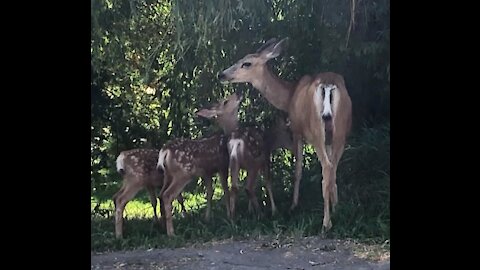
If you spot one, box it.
[155,94,244,236]
[196,92,293,218]
[218,38,352,232]
[113,148,187,239]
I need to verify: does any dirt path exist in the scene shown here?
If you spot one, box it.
[91,237,390,270]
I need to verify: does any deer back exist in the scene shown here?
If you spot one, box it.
[161,134,229,177]
[288,72,351,145]
[116,148,163,187]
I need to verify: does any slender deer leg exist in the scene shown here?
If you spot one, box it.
[146,186,159,233]
[147,186,158,222]
[204,175,213,221]
[229,158,240,219]
[321,163,333,233]
[330,141,346,213]
[159,197,166,230]
[162,195,175,236]
[312,142,334,233]
[263,158,277,216]
[112,185,124,227]
[176,193,187,217]
[162,175,191,236]
[114,182,143,239]
[112,185,125,209]
[291,134,304,211]
[158,172,172,230]
[330,164,338,213]
[218,169,231,219]
[245,168,262,217]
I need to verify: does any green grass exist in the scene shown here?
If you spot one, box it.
[92,189,389,252]
[91,123,390,252]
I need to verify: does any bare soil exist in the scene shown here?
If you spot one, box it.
[91,236,390,269]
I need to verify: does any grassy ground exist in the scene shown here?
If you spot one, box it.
[92,183,389,252]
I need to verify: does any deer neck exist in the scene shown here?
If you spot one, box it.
[251,66,294,112]
[216,111,239,135]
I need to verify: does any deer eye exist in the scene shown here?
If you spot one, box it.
[241,62,251,68]
[223,100,229,105]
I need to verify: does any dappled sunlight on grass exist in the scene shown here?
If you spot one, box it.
[91,184,226,219]
[91,199,154,219]
[91,198,195,219]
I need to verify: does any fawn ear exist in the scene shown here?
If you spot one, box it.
[196,108,217,119]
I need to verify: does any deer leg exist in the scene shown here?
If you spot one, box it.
[330,141,346,213]
[218,169,231,219]
[159,171,170,198]
[114,182,143,239]
[330,164,338,214]
[158,172,172,230]
[264,158,277,216]
[160,194,186,228]
[312,143,334,233]
[176,193,187,217]
[245,168,262,217]
[158,197,166,230]
[162,175,191,236]
[203,175,213,222]
[321,163,334,234]
[146,186,159,234]
[162,193,174,236]
[290,134,304,211]
[112,185,125,209]
[112,184,125,230]
[229,159,240,219]
[147,186,158,222]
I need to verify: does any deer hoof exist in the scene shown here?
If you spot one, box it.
[320,227,330,238]
[321,221,332,237]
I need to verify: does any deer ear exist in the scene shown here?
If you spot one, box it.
[196,109,217,119]
[262,38,288,59]
[256,38,278,53]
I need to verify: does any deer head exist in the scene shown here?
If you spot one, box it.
[195,91,243,134]
[218,38,288,85]
[218,38,292,112]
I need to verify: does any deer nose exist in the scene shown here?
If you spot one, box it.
[218,73,226,80]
